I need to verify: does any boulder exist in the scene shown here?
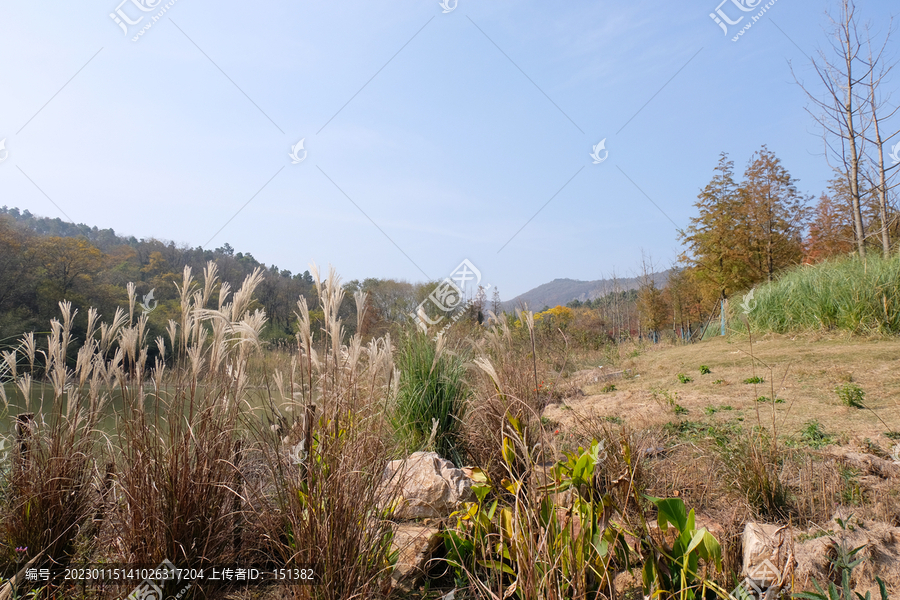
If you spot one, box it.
[391,523,442,591]
[380,452,474,520]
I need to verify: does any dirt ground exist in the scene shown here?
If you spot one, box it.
[545,332,900,447]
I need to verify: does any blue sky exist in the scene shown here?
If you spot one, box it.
[0,0,897,299]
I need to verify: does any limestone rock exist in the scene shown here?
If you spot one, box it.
[381,451,473,520]
[390,523,442,591]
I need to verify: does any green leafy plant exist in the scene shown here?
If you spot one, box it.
[641,496,725,600]
[601,383,617,393]
[713,379,724,385]
[793,516,889,600]
[835,383,865,409]
[756,396,785,404]
[699,365,711,375]
[743,376,764,384]
[800,420,833,449]
[443,416,632,600]
[677,373,693,384]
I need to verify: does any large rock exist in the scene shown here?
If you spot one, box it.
[390,523,442,591]
[380,451,474,520]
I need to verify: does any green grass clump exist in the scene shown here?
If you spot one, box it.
[743,376,764,384]
[393,332,469,465]
[799,420,833,449]
[835,382,865,408]
[741,254,900,334]
[756,396,784,404]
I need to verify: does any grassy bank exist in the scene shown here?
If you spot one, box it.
[737,254,900,334]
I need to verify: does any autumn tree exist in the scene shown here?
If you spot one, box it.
[35,237,104,298]
[805,174,857,262]
[739,146,811,281]
[679,153,753,302]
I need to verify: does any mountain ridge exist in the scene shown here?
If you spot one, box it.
[501,270,672,311]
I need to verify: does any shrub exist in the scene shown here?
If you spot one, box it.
[835,382,865,408]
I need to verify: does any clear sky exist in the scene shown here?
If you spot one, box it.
[0,0,897,299]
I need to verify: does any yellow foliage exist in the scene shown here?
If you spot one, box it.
[535,305,574,326]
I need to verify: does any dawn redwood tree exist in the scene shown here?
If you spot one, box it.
[806,196,854,263]
[739,146,811,281]
[679,153,753,304]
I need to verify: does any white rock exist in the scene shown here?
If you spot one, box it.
[380,451,473,520]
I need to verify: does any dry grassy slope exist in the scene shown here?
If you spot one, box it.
[546,333,900,446]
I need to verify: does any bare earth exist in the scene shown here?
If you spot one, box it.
[546,332,900,445]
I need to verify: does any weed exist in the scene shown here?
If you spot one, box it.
[794,516,890,600]
[705,406,718,416]
[799,420,833,449]
[677,373,693,384]
[756,396,785,404]
[713,379,724,385]
[835,382,865,409]
[601,382,617,393]
[885,431,900,441]
[699,365,711,375]
[651,387,686,417]
[720,405,734,411]
[721,431,793,520]
[838,466,862,505]
[743,376,764,384]
[604,415,624,425]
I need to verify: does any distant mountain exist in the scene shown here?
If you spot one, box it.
[502,270,672,311]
